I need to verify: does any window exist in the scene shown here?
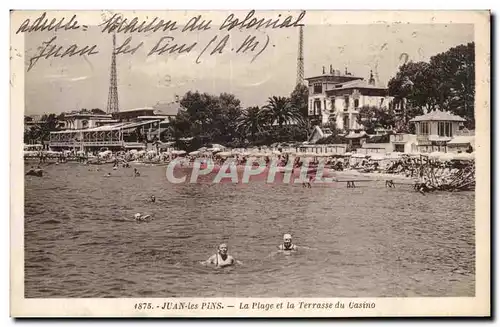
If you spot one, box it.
[419,122,429,135]
[354,99,359,108]
[344,96,349,111]
[343,116,350,130]
[313,83,323,94]
[438,121,452,137]
[330,98,336,112]
[313,100,322,115]
[394,144,405,152]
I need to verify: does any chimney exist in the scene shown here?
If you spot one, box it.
[330,65,333,74]
[368,70,375,85]
[322,66,325,74]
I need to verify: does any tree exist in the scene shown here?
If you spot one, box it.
[237,106,264,142]
[91,108,107,115]
[357,105,395,134]
[429,42,475,128]
[176,91,242,147]
[260,96,303,128]
[388,42,475,130]
[28,113,61,144]
[289,84,309,118]
[388,61,437,112]
[210,93,242,144]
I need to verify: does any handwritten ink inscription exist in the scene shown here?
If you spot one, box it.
[16,10,306,71]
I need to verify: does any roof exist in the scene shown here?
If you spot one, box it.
[428,135,453,142]
[362,143,389,149]
[305,72,363,82]
[366,134,391,143]
[345,131,368,139]
[153,102,181,116]
[326,79,387,91]
[64,113,112,118]
[447,135,475,145]
[410,110,466,122]
[50,120,159,134]
[271,117,301,126]
[118,107,155,113]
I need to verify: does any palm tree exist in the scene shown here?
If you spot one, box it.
[32,114,61,144]
[260,96,304,128]
[237,106,263,142]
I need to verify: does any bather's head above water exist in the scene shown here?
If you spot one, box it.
[218,243,228,255]
[283,233,292,247]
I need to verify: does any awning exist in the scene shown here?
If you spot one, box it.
[447,136,475,145]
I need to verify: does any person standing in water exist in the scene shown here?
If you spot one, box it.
[202,243,241,268]
[278,234,298,252]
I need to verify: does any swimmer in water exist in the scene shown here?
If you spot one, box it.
[202,243,242,268]
[134,168,140,177]
[278,234,298,252]
[150,195,156,203]
[134,213,153,222]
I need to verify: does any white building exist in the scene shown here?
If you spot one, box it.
[305,66,398,131]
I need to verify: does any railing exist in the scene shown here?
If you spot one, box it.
[392,134,406,142]
[123,142,146,148]
[416,135,431,145]
[49,141,123,147]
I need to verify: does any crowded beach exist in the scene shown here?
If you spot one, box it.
[24,142,475,193]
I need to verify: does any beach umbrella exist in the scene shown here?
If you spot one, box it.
[438,152,455,162]
[172,150,186,155]
[189,151,200,156]
[215,151,233,157]
[385,152,402,159]
[452,152,474,161]
[427,151,442,159]
[369,153,386,161]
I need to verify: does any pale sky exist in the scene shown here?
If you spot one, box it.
[24,21,474,114]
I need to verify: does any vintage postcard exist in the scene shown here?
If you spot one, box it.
[10,10,490,317]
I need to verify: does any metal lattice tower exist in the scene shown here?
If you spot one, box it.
[106,34,119,113]
[296,25,304,86]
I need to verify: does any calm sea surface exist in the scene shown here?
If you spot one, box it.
[24,162,475,298]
